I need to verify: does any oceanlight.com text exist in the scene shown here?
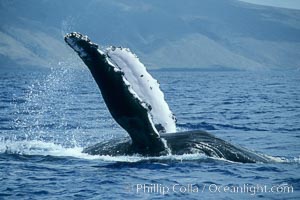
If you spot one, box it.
[127,183,293,196]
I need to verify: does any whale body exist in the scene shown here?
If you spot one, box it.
[64,32,270,163]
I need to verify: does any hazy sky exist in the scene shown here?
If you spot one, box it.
[239,0,300,9]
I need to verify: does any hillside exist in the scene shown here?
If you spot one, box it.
[0,0,299,70]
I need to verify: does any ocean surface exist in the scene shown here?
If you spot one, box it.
[0,67,299,199]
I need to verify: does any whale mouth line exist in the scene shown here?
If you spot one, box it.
[64,32,272,163]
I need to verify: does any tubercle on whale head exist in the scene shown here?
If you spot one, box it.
[64,32,100,58]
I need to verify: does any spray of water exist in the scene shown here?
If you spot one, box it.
[61,16,77,38]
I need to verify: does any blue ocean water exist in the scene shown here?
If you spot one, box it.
[0,67,299,199]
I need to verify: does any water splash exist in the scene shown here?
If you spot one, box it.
[10,64,88,147]
[61,16,77,38]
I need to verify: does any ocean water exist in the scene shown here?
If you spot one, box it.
[0,67,299,199]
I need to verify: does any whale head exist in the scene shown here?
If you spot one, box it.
[64,32,99,59]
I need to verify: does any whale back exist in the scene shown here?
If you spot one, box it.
[83,130,271,163]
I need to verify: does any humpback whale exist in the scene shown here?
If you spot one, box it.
[64,32,270,163]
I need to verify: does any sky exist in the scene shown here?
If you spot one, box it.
[239,0,300,9]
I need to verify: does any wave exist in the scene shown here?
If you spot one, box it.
[177,122,217,131]
[177,122,268,132]
[177,122,272,131]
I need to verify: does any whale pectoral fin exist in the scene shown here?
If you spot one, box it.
[64,32,168,155]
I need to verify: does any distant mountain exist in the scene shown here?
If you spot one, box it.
[0,0,299,70]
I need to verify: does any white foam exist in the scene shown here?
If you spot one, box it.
[106,47,176,133]
[1,140,84,157]
[263,155,291,163]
